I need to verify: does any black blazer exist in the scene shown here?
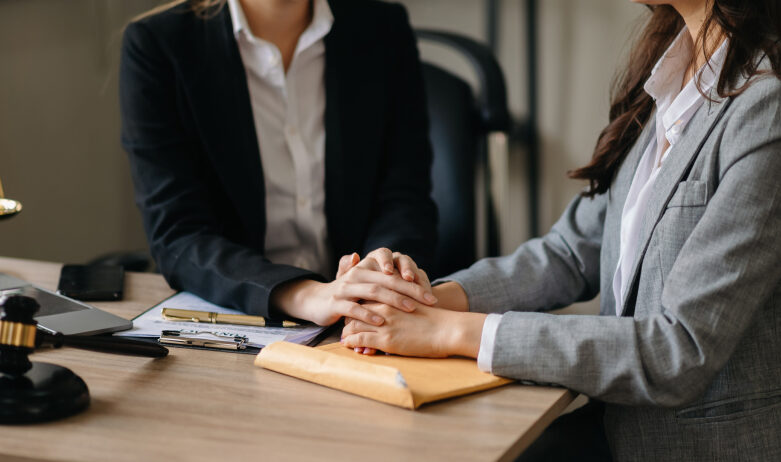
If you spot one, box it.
[119,0,437,317]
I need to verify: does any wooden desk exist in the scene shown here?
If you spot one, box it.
[0,257,574,462]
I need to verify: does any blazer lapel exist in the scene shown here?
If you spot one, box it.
[182,8,266,246]
[619,95,733,316]
[323,11,348,255]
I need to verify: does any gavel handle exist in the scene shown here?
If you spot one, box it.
[37,332,169,358]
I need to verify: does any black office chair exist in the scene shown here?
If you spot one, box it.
[415,30,511,279]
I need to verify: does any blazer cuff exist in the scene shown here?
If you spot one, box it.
[477,313,502,373]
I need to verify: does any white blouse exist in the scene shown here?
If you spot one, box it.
[227,0,335,277]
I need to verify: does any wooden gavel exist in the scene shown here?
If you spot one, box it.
[0,294,166,424]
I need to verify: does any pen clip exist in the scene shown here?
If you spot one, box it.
[161,329,248,342]
[161,309,216,323]
[159,333,247,350]
[161,314,201,322]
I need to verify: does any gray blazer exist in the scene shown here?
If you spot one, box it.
[445,67,781,460]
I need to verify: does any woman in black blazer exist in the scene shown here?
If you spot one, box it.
[119,0,438,326]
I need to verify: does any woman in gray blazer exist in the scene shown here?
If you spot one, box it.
[341,0,781,460]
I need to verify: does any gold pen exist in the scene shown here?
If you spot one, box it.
[161,308,300,328]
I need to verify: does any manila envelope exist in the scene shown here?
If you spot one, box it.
[255,341,513,409]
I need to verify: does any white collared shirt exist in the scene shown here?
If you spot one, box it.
[227,0,335,277]
[611,28,727,316]
[476,28,728,372]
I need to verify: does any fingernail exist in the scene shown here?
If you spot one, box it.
[354,347,361,353]
[402,299,415,311]
[424,293,437,304]
[372,315,383,324]
[384,264,394,273]
[403,271,414,280]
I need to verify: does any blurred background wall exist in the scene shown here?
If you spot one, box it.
[0,0,643,310]
[0,0,163,262]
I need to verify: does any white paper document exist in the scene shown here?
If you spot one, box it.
[115,291,327,349]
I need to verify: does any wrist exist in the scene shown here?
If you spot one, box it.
[271,279,320,319]
[432,281,469,312]
[441,311,486,358]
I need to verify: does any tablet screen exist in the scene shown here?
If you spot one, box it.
[0,286,89,317]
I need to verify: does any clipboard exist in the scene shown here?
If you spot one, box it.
[113,292,330,354]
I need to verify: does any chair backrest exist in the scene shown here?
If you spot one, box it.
[422,63,479,279]
[416,30,510,279]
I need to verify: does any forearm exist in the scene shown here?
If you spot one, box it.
[443,235,597,314]
[432,281,469,312]
[442,311,487,358]
[439,193,604,314]
[488,311,737,406]
[158,237,322,317]
[270,279,322,321]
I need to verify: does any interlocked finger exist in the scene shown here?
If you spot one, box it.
[366,248,395,274]
[336,253,360,279]
[341,302,385,326]
[342,332,383,351]
[350,269,437,305]
[342,318,376,338]
[392,252,419,282]
[339,283,417,312]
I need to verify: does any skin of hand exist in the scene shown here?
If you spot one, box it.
[270,253,438,327]
[431,281,469,312]
[337,248,432,290]
[340,303,487,358]
[336,249,472,354]
[336,248,437,354]
[337,250,468,312]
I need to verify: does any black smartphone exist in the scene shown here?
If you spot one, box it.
[57,264,125,301]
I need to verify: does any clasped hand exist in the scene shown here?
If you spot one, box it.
[273,248,482,358]
[271,248,437,328]
[336,249,483,359]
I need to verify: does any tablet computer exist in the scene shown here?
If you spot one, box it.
[0,273,132,336]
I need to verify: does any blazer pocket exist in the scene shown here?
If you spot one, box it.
[675,389,781,425]
[666,180,708,208]
[656,180,710,278]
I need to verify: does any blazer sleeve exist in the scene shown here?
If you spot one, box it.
[120,21,323,318]
[360,4,438,271]
[442,191,606,313]
[481,82,781,407]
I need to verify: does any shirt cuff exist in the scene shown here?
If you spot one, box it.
[476,313,502,373]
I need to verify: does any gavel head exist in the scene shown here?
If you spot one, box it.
[0,295,39,376]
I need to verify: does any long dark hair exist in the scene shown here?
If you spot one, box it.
[570,1,781,197]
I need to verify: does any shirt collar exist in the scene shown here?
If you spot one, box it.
[645,28,693,101]
[644,26,729,102]
[227,0,334,46]
[297,0,334,53]
[227,0,248,38]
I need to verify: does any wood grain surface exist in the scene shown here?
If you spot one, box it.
[0,256,574,462]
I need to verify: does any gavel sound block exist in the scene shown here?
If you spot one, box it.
[0,295,89,424]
